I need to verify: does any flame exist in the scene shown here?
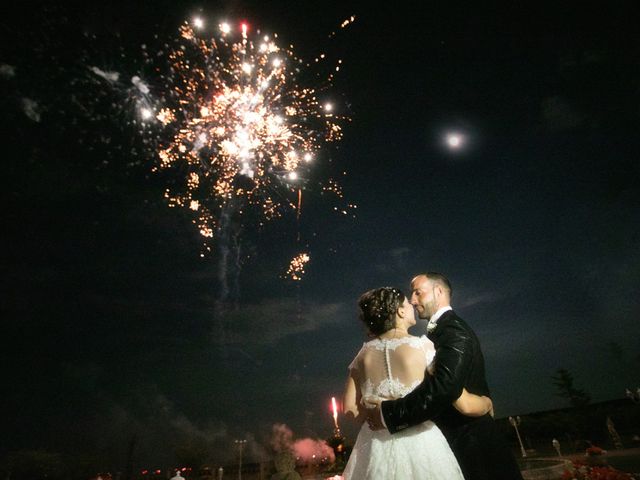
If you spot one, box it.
[331,396,339,429]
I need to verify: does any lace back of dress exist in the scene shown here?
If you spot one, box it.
[359,336,430,402]
[383,341,396,398]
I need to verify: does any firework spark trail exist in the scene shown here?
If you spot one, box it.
[21,98,41,122]
[0,63,17,79]
[89,66,119,83]
[214,199,243,303]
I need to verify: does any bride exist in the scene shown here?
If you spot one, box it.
[341,287,493,479]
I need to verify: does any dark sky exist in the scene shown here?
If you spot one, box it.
[2,0,640,470]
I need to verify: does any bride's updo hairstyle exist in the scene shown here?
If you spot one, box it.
[358,287,405,336]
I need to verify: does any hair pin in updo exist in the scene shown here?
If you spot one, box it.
[383,286,402,297]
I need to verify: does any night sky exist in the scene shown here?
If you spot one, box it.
[2,0,640,470]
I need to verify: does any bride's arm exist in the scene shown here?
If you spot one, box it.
[343,372,365,424]
[453,388,493,417]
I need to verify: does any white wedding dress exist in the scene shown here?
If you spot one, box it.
[342,335,464,480]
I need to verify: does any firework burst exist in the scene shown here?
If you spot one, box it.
[285,252,311,281]
[130,18,352,259]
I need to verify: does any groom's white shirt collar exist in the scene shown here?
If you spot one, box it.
[426,306,453,333]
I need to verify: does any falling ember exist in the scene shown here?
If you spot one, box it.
[331,396,340,430]
[286,252,310,281]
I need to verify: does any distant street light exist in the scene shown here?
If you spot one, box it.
[509,416,527,458]
[234,439,247,480]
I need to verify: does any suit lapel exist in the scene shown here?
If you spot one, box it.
[427,310,456,344]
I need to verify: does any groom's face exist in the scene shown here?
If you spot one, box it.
[410,277,437,319]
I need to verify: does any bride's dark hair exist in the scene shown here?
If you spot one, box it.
[358,287,406,336]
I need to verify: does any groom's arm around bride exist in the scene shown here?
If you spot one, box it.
[382,308,481,431]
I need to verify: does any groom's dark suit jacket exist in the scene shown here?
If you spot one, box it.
[381,310,523,480]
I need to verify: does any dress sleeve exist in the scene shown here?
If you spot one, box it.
[348,344,365,372]
[420,335,436,371]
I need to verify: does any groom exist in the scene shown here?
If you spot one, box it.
[367,272,523,480]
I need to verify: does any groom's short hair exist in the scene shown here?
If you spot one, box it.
[424,272,452,298]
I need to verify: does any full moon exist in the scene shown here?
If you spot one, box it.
[446,133,463,149]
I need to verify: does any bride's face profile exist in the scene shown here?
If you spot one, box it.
[397,298,416,329]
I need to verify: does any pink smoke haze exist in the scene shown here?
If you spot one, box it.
[270,423,335,464]
[293,438,336,464]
